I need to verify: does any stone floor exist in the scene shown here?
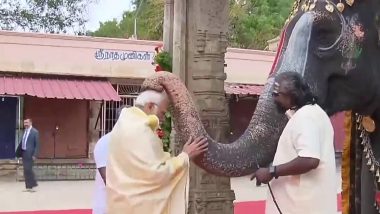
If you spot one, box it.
[0,174,93,212]
[0,173,342,214]
[0,156,342,213]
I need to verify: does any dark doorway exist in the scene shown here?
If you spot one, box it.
[0,97,17,159]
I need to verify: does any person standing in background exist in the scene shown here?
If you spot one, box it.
[16,118,40,192]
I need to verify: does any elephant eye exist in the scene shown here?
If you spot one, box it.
[312,17,343,60]
[312,13,344,58]
[315,26,340,47]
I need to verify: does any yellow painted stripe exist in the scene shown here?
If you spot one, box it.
[341,111,352,214]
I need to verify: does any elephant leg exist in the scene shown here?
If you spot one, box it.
[361,154,377,214]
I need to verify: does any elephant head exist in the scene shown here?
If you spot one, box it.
[142,0,380,177]
[277,0,380,117]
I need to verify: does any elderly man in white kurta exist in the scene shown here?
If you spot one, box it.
[106,90,208,214]
[251,72,337,214]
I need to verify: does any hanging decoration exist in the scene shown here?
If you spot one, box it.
[286,0,356,20]
[337,0,345,12]
[355,114,380,212]
[346,0,354,7]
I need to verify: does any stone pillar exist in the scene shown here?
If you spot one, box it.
[171,0,235,213]
[163,0,174,54]
[172,0,187,82]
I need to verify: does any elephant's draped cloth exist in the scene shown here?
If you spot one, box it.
[106,107,190,214]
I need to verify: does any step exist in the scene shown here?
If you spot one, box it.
[0,159,96,181]
[16,162,96,181]
[0,160,18,177]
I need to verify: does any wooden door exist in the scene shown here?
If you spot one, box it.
[24,97,88,158]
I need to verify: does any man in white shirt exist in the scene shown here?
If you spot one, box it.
[251,72,337,214]
[92,105,128,214]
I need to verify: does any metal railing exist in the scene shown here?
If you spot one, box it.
[100,84,141,136]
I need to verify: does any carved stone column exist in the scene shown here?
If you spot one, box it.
[163,0,174,54]
[170,0,235,213]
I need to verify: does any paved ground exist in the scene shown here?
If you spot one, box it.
[0,157,342,213]
[0,174,271,212]
[0,175,93,212]
[0,175,342,213]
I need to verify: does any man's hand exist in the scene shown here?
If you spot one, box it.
[32,156,37,161]
[182,136,208,160]
[250,168,273,186]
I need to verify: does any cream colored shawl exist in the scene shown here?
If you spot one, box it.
[106,107,189,214]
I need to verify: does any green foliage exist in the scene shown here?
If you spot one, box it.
[0,0,96,34]
[137,0,164,40]
[91,0,164,40]
[89,19,125,38]
[154,51,172,72]
[229,0,293,49]
[91,0,292,50]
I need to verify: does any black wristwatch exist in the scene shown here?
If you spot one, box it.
[269,165,279,179]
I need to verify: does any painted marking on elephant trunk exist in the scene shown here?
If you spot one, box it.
[276,12,314,77]
[269,25,288,76]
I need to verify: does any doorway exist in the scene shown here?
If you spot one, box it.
[0,97,18,159]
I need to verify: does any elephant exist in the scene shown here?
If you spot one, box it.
[142,0,380,213]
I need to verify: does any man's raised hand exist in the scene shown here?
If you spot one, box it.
[182,136,208,160]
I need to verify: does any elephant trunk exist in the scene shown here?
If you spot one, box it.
[142,72,287,177]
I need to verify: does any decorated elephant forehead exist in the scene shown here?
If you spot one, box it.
[347,15,365,42]
[286,0,361,25]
